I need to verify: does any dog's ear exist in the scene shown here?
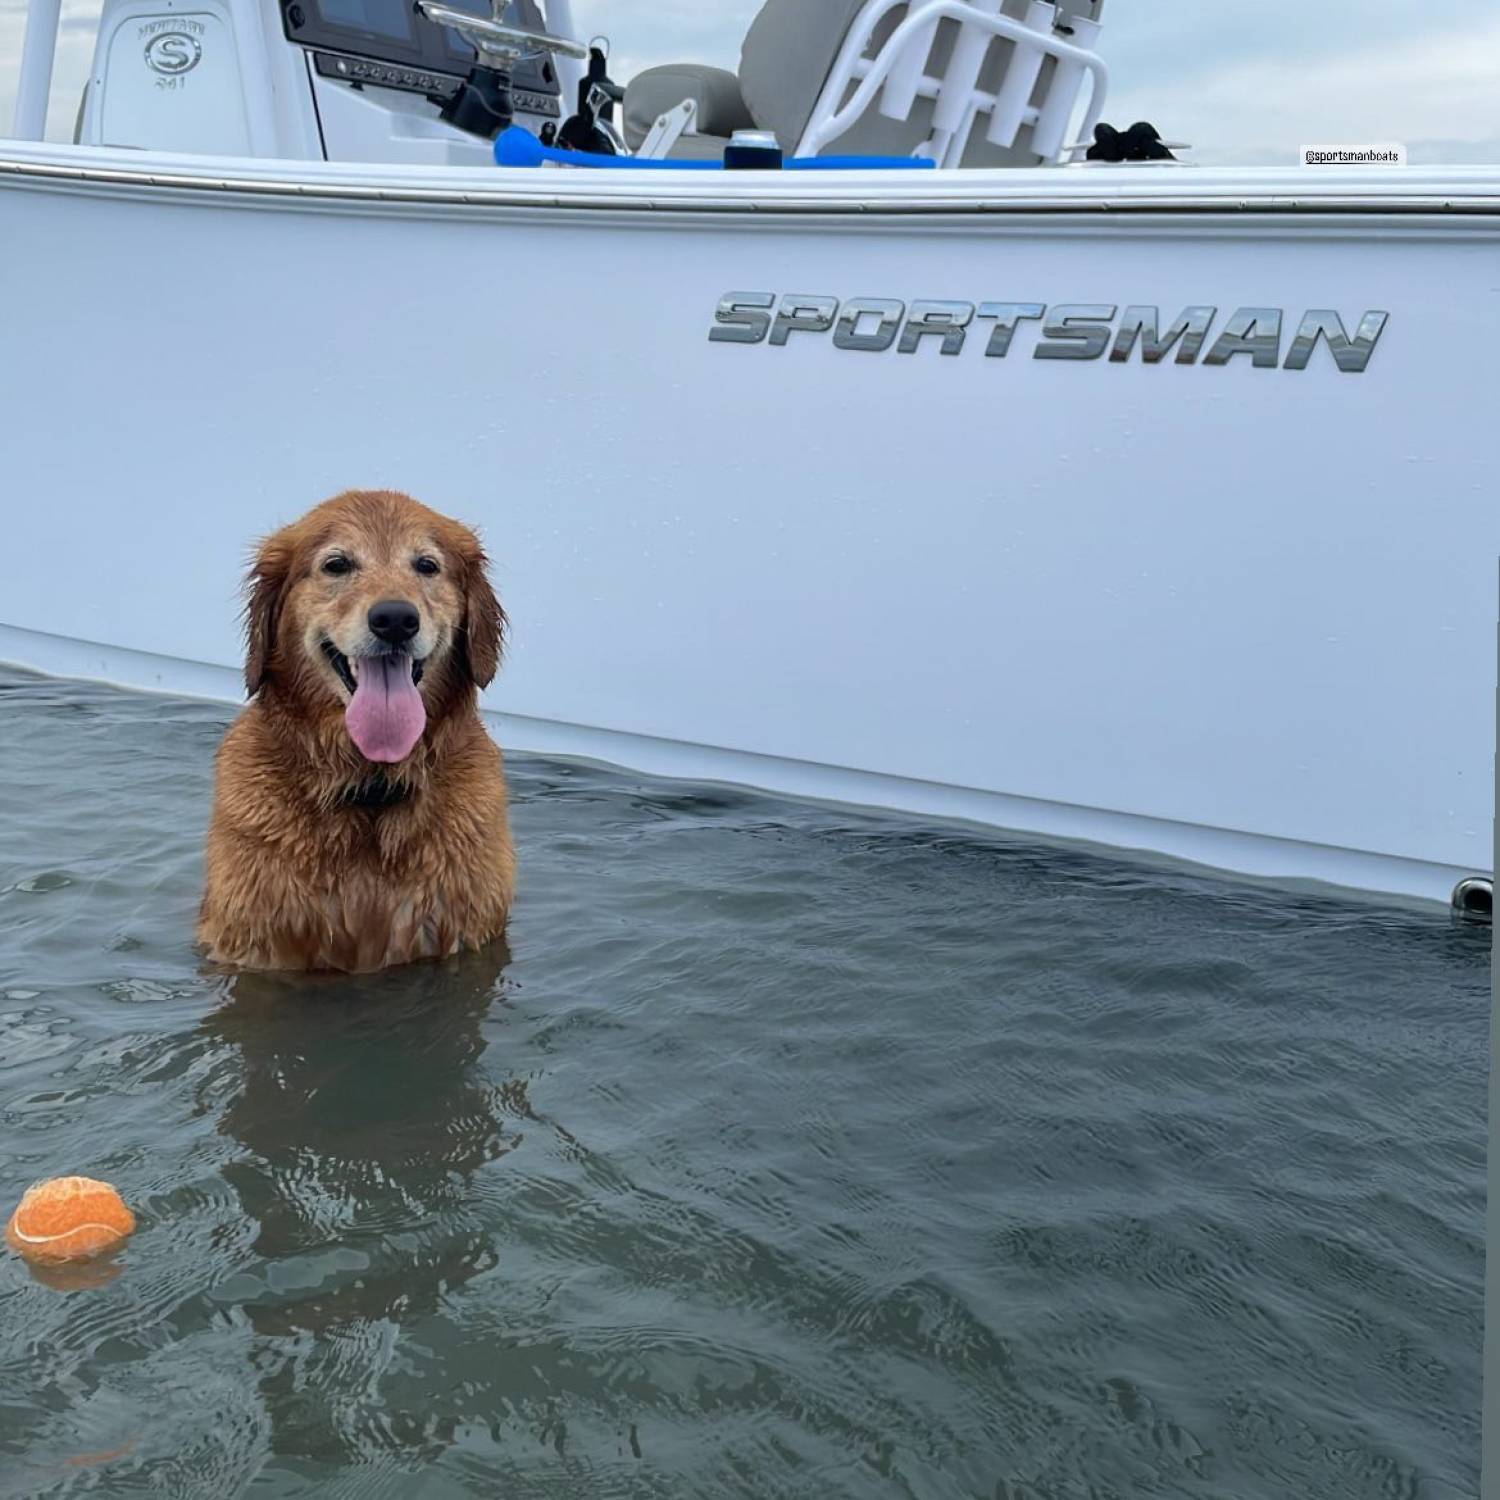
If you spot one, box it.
[459,533,506,689]
[243,533,294,697]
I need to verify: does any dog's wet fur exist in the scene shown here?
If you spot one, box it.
[198,489,515,972]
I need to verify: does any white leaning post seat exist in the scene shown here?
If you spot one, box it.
[623,0,1107,166]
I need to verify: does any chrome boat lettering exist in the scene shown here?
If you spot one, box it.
[1202,307,1284,368]
[710,297,1389,371]
[769,294,839,345]
[708,292,775,344]
[1034,304,1117,361]
[1110,305,1217,365]
[1283,309,1391,371]
[832,298,905,351]
[898,300,975,355]
[977,302,1045,356]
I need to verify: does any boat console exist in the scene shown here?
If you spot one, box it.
[71,0,580,162]
[59,0,1118,170]
[286,0,563,123]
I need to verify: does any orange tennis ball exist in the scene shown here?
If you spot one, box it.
[5,1177,136,1263]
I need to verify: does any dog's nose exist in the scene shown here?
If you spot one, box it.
[368,599,420,647]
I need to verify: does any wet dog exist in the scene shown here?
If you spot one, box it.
[198,489,515,972]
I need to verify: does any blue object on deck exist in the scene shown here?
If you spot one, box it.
[492,127,936,172]
[785,155,935,171]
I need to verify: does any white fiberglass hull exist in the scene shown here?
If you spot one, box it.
[2,146,1498,907]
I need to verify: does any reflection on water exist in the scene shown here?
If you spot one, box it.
[0,666,1486,1497]
[207,950,521,1471]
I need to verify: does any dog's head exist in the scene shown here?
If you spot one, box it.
[243,490,504,764]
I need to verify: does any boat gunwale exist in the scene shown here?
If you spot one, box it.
[3,148,1500,217]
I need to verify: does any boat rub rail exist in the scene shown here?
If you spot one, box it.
[2,155,1500,217]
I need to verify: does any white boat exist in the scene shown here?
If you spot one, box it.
[2,0,1497,911]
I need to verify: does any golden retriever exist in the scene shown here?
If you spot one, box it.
[198,489,515,972]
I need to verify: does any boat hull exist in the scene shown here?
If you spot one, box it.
[3,147,1498,906]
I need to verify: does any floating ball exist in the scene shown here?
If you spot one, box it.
[5,1177,136,1263]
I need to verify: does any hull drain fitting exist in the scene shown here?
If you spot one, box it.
[1451,877,1493,919]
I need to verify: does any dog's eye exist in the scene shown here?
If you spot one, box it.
[322,555,353,577]
[413,557,440,577]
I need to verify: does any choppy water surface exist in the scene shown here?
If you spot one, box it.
[0,666,1485,1498]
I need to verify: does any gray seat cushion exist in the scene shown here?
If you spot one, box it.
[622,63,755,151]
[737,0,1094,166]
[737,0,869,155]
[662,132,737,160]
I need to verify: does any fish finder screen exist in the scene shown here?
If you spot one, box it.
[317,0,417,45]
[286,0,554,86]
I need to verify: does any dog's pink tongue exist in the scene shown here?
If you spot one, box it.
[345,655,426,763]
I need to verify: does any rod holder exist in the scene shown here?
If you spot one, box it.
[1029,10,1099,160]
[984,0,1053,147]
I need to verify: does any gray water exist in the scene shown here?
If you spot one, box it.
[0,665,1485,1498]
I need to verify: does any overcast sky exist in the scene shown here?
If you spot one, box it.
[3,0,1496,163]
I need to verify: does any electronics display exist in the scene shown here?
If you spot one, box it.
[286,0,560,106]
